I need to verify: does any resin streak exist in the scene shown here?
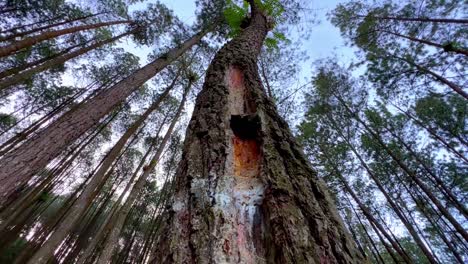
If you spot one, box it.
[211,66,265,263]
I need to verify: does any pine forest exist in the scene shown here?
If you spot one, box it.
[0,0,466,263]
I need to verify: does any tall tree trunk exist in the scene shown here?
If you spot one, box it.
[97,81,191,263]
[0,12,103,42]
[320,146,413,263]
[343,195,387,264]
[75,142,155,264]
[0,27,210,198]
[24,78,177,264]
[391,103,468,162]
[0,40,84,80]
[386,126,468,218]
[330,118,440,263]
[152,3,363,263]
[0,20,131,57]
[334,92,468,242]
[357,15,468,24]
[0,30,135,91]
[380,30,468,56]
[0,14,66,34]
[392,54,468,99]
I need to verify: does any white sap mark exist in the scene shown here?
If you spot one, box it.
[172,199,185,212]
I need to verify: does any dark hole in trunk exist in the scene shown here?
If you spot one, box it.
[230,114,260,139]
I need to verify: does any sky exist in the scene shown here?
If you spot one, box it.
[125,0,358,81]
[140,0,360,126]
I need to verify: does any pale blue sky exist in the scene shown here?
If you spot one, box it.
[125,0,357,76]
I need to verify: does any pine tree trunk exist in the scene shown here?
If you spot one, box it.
[152,4,363,263]
[391,103,468,162]
[24,79,177,264]
[97,81,191,263]
[0,41,82,80]
[0,28,209,199]
[393,54,468,99]
[0,30,134,91]
[380,30,468,56]
[358,15,468,24]
[0,20,131,57]
[0,12,103,42]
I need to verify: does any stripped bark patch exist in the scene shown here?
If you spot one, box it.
[233,137,260,179]
[227,66,246,115]
[226,66,256,115]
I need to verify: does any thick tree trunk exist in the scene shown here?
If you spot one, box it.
[0,28,209,198]
[152,4,363,263]
[24,79,177,264]
[0,20,131,57]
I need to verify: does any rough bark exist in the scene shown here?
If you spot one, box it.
[0,20,130,57]
[152,4,363,263]
[0,27,209,198]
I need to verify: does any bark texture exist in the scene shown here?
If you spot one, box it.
[152,6,363,264]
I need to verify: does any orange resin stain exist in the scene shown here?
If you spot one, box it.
[228,66,245,89]
[233,136,260,178]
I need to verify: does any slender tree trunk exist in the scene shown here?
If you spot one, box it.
[0,30,134,91]
[380,30,468,56]
[331,114,440,263]
[0,27,210,199]
[393,54,468,99]
[0,20,131,57]
[0,41,84,80]
[320,147,413,263]
[358,15,468,24]
[76,136,158,264]
[24,78,177,264]
[97,81,191,263]
[387,127,468,218]
[152,3,363,263]
[404,180,465,263]
[392,103,468,162]
[0,14,66,34]
[259,57,273,98]
[334,93,468,242]
[343,195,387,264]
[0,12,103,42]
